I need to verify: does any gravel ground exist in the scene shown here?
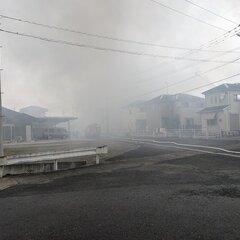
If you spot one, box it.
[0,142,240,240]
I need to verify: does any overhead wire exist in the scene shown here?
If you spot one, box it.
[184,0,239,25]
[1,28,240,64]
[125,70,240,103]
[132,26,240,86]
[133,25,240,83]
[1,12,240,103]
[129,21,240,87]
[183,72,240,94]
[133,53,240,98]
[0,13,235,52]
[148,0,227,31]
[0,14,239,52]
[136,44,240,85]
[0,12,240,80]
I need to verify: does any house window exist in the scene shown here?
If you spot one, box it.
[207,119,217,126]
[215,96,218,104]
[219,93,226,102]
[234,94,240,101]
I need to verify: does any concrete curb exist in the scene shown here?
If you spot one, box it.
[0,177,18,191]
[0,174,52,191]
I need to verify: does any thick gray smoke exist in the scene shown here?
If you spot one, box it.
[0,0,239,133]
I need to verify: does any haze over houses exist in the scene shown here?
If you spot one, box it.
[122,83,240,138]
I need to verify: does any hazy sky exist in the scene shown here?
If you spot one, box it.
[0,0,240,126]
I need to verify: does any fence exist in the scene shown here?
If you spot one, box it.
[133,128,234,139]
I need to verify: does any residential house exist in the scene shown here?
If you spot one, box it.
[200,83,240,135]
[122,93,204,136]
[146,94,204,134]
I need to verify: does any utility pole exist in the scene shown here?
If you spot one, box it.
[0,66,5,177]
[0,67,4,158]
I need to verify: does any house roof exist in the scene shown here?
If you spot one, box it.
[175,93,204,102]
[3,107,77,125]
[199,105,229,113]
[147,93,204,104]
[36,117,78,124]
[124,93,204,109]
[202,83,240,95]
[3,107,36,125]
[20,106,48,112]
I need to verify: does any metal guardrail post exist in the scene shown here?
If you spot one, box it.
[53,160,58,171]
[96,154,100,165]
[0,157,6,178]
[0,166,4,178]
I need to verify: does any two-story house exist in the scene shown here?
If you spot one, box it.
[122,93,204,136]
[146,94,204,133]
[200,83,240,135]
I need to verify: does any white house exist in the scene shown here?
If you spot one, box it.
[200,83,240,135]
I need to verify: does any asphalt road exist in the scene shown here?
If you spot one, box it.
[1,144,240,240]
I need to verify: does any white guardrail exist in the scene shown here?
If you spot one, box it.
[0,146,108,177]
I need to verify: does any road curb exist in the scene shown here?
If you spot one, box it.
[0,177,18,191]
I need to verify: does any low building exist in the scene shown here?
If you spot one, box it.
[2,107,77,142]
[3,107,36,142]
[200,83,240,135]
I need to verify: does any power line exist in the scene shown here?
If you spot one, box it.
[132,24,240,84]
[137,44,240,85]
[134,54,240,98]
[129,70,240,102]
[183,72,240,94]
[199,25,240,49]
[148,0,227,31]
[1,12,239,80]
[184,0,239,25]
[132,27,240,86]
[1,28,240,64]
[0,13,234,52]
